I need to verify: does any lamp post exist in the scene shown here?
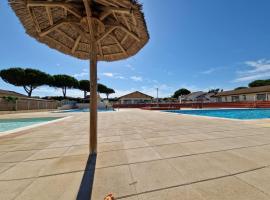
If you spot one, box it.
[156,88,159,107]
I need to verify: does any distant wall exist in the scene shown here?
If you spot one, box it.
[0,98,60,111]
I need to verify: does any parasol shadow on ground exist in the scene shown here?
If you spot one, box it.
[76,154,97,200]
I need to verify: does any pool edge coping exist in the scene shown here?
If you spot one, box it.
[0,116,72,137]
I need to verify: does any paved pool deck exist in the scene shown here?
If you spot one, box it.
[1,109,270,199]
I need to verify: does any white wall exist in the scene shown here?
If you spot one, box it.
[120,98,152,104]
[220,93,270,102]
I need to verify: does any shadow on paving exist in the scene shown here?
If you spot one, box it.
[76,154,97,200]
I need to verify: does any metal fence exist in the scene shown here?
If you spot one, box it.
[0,98,59,111]
[113,101,270,109]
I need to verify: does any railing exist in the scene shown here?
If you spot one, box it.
[113,101,270,109]
[0,98,60,111]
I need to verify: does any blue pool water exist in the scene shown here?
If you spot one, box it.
[165,109,270,120]
[0,117,61,132]
[56,108,115,113]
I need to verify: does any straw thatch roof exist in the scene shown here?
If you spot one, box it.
[215,85,270,96]
[9,0,149,61]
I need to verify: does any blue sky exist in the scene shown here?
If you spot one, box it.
[1,0,270,98]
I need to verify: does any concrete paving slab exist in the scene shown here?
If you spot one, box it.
[121,134,143,141]
[237,167,270,196]
[92,165,136,200]
[39,155,88,176]
[47,140,75,148]
[0,159,57,180]
[193,176,270,200]
[139,185,205,200]
[0,179,34,200]
[181,140,226,154]
[168,154,229,183]
[97,141,124,152]
[99,136,121,143]
[205,151,261,174]
[129,159,184,193]
[15,172,83,200]
[146,137,176,146]
[13,142,51,151]
[96,150,128,168]
[64,145,88,156]
[125,147,161,163]
[25,147,68,161]
[153,143,192,159]
[231,147,270,166]
[120,196,140,200]
[123,140,150,149]
[0,150,36,163]
[0,162,15,174]
[0,144,20,152]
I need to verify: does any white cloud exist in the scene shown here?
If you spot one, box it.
[130,76,143,81]
[201,68,216,74]
[102,72,114,77]
[235,73,270,82]
[234,59,270,82]
[139,84,174,98]
[100,72,126,80]
[115,75,126,80]
[73,68,88,79]
[244,59,270,73]
[201,67,223,75]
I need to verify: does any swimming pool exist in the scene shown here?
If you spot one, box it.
[0,117,62,132]
[165,109,270,120]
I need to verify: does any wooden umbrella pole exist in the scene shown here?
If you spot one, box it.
[83,0,97,154]
[89,47,97,154]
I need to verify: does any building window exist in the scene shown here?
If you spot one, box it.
[256,94,267,101]
[123,100,132,104]
[242,95,246,101]
[232,96,240,102]
[217,97,222,102]
[225,97,228,102]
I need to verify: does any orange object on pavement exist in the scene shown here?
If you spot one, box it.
[104,193,115,200]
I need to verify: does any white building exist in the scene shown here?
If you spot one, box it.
[118,91,153,104]
[179,91,216,103]
[215,86,270,102]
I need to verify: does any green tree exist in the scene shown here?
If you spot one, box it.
[78,80,90,98]
[172,88,191,98]
[0,67,52,97]
[234,86,248,90]
[249,79,270,87]
[208,88,221,94]
[78,80,113,99]
[105,88,115,99]
[51,75,79,98]
[97,83,108,94]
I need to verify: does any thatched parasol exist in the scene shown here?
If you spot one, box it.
[9,0,149,154]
